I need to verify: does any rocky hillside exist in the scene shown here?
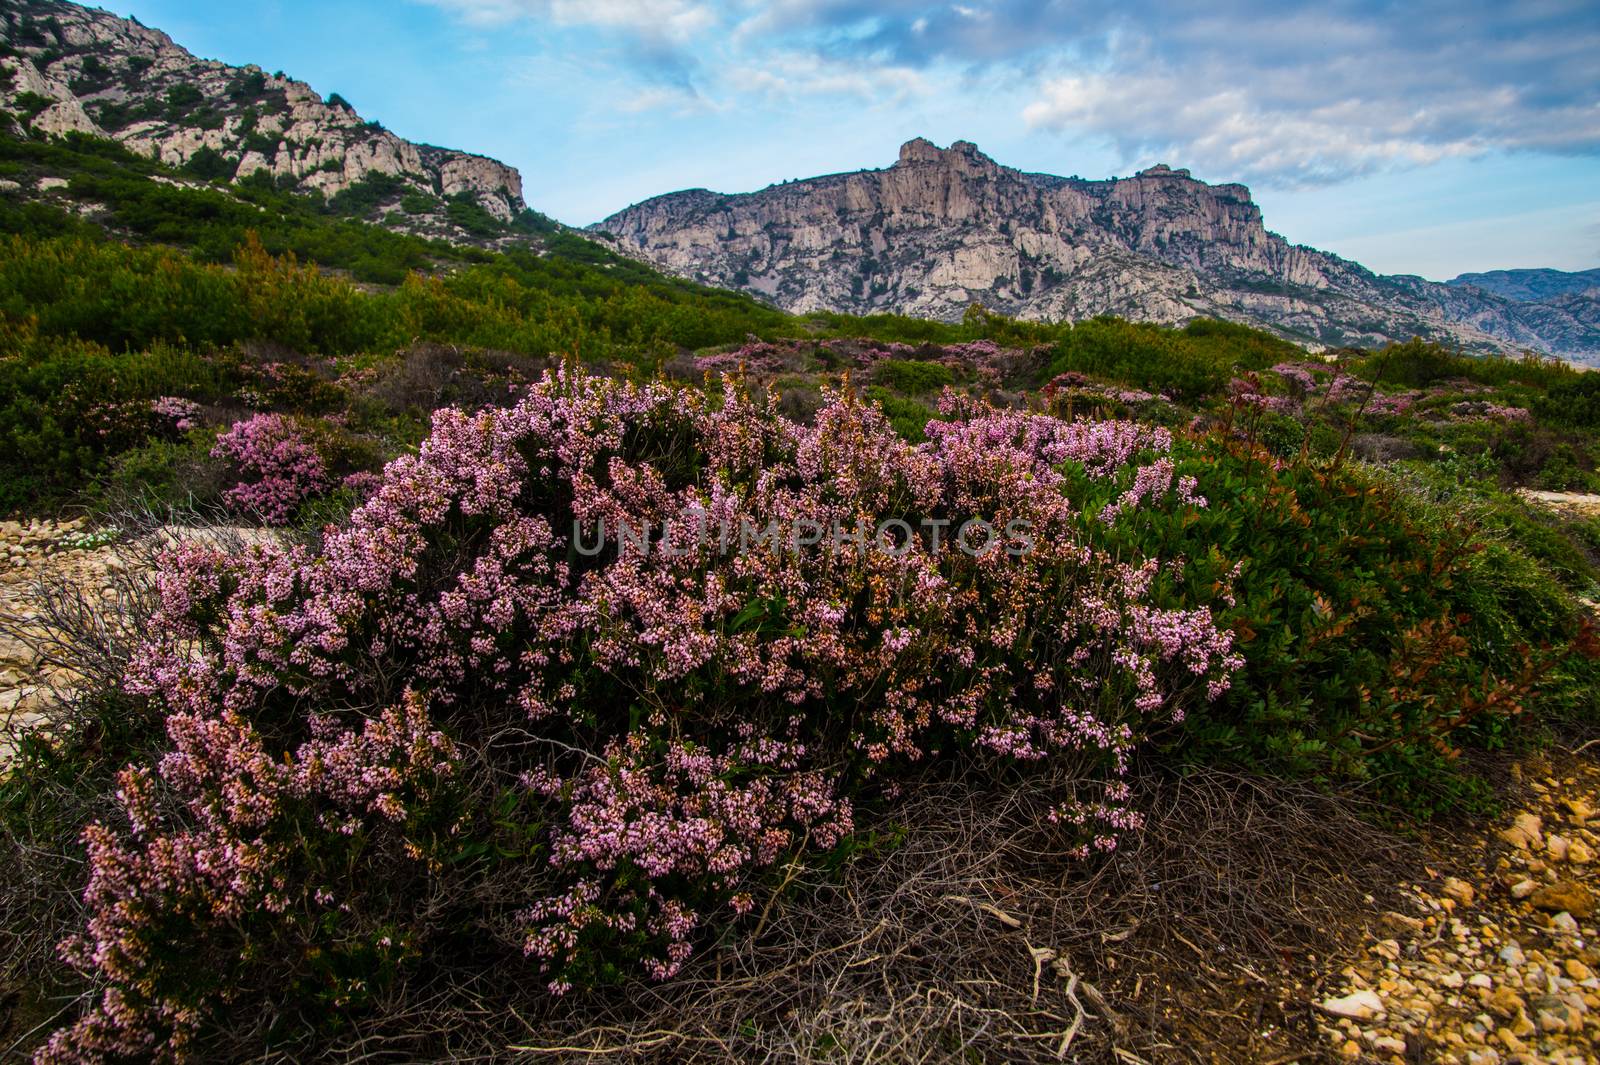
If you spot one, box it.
[0,0,535,242]
[597,138,1600,364]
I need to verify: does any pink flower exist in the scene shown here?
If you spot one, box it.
[211,414,329,524]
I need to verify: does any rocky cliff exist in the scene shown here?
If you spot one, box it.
[0,0,530,239]
[598,138,1600,363]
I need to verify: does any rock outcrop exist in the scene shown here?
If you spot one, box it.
[597,138,1600,363]
[1,0,529,233]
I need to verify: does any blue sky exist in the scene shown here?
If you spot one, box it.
[115,0,1600,281]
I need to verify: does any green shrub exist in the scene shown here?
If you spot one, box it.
[101,431,225,513]
[873,358,956,394]
[1078,433,1596,813]
[863,386,936,441]
[164,83,204,118]
[1045,316,1297,400]
[181,146,234,181]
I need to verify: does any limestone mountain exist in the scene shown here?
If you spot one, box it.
[0,0,540,244]
[596,138,1600,364]
[1448,268,1600,303]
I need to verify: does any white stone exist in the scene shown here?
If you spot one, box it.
[1320,990,1386,1021]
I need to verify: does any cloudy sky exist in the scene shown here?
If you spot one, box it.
[120,0,1600,280]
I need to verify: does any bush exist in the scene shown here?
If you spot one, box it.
[0,322,224,509]
[1089,432,1597,811]
[102,432,226,514]
[210,412,331,524]
[40,370,1246,1057]
[181,147,234,182]
[163,84,204,119]
[1044,317,1297,401]
[864,385,936,441]
[872,358,956,394]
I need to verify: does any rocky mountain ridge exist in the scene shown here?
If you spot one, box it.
[597,138,1600,363]
[1449,268,1600,304]
[0,0,533,242]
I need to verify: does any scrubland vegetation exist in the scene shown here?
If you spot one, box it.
[2,129,1600,1062]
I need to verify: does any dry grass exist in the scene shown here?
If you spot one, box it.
[184,763,1420,1065]
[473,766,1419,1065]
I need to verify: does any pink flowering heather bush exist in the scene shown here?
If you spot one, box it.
[819,337,917,368]
[148,396,201,433]
[692,340,802,376]
[1451,401,1532,423]
[1260,365,1425,418]
[46,368,1242,1060]
[209,413,330,524]
[1044,373,1167,411]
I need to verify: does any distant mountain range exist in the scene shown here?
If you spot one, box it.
[3,0,1597,362]
[1447,268,1600,303]
[595,139,1600,363]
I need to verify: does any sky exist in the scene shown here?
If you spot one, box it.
[113,0,1600,282]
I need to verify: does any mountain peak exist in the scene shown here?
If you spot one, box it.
[897,137,942,165]
[896,137,996,170]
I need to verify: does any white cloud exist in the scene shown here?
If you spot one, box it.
[740,1,1600,186]
[615,84,723,113]
[418,0,717,39]
[1021,71,1496,184]
[1013,6,1600,187]
[726,53,927,102]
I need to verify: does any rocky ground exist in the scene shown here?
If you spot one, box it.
[0,517,125,764]
[1519,491,1600,520]
[1311,758,1600,1064]
[0,518,276,766]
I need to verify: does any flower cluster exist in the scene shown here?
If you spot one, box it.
[38,691,458,1063]
[50,368,1242,1059]
[1263,364,1433,417]
[210,413,330,524]
[1045,372,1166,408]
[149,396,201,432]
[693,336,1042,384]
[1452,400,1532,422]
[693,340,798,375]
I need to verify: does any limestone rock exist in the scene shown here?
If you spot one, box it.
[1531,883,1595,919]
[595,138,1600,364]
[1501,813,1544,850]
[1320,989,1386,1020]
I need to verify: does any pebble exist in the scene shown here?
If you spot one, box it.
[1322,989,1386,1020]
[1310,769,1600,1062]
[1500,813,1544,850]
